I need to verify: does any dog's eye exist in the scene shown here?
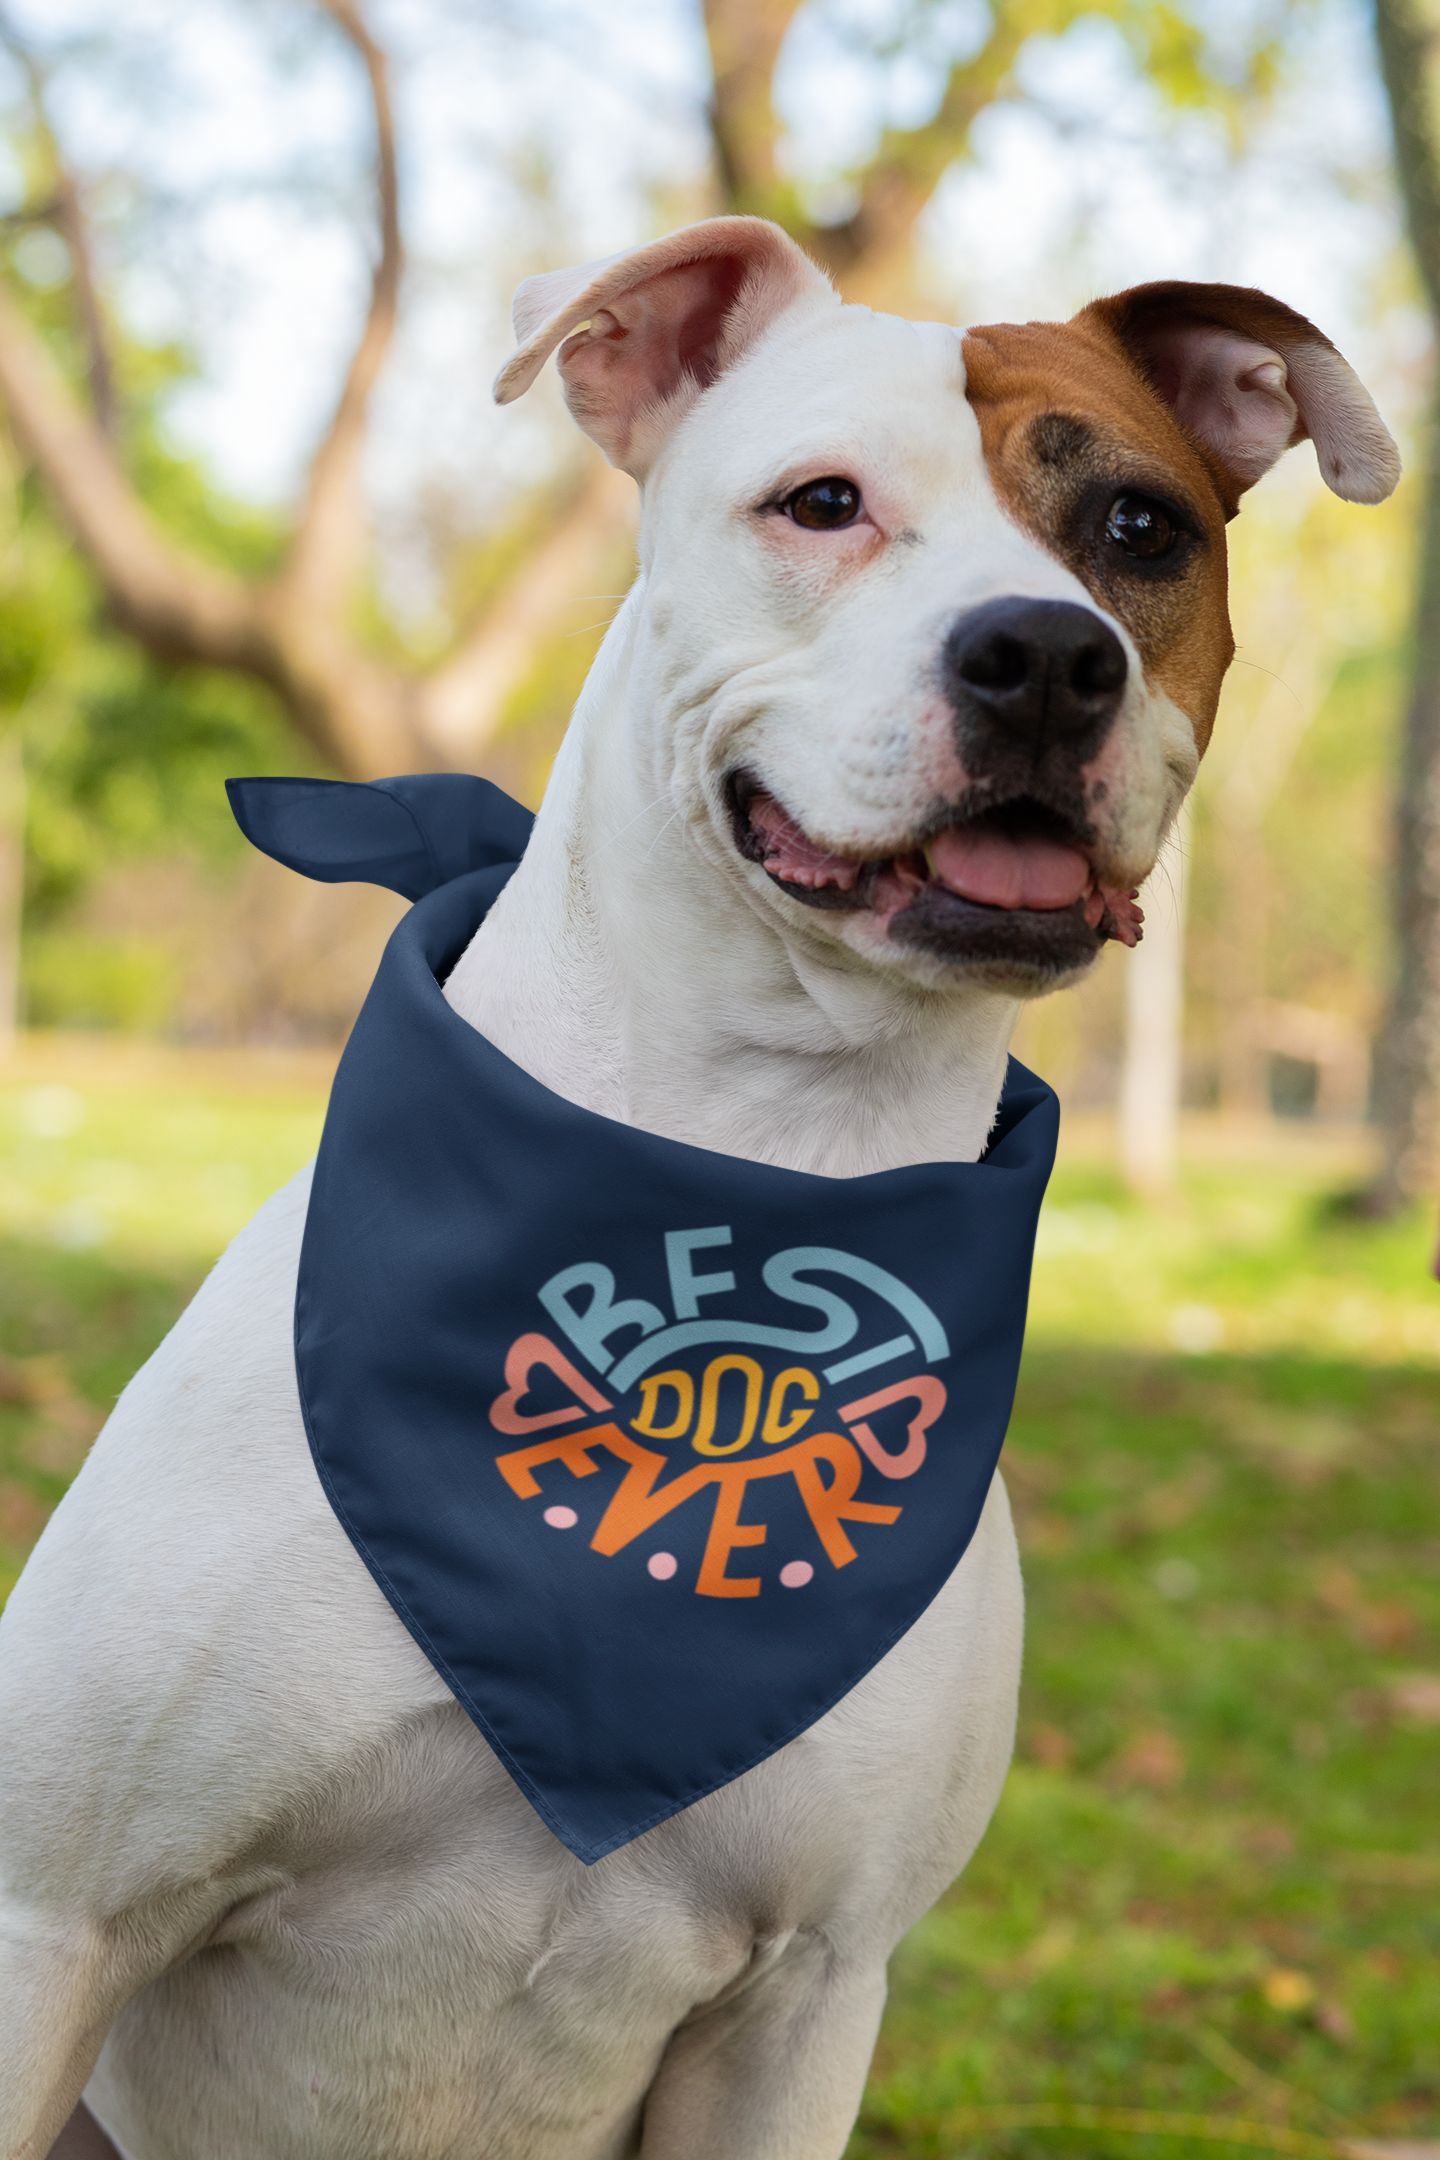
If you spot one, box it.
[1105,493,1176,560]
[785,477,862,530]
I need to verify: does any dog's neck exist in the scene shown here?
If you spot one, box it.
[445,596,1020,1178]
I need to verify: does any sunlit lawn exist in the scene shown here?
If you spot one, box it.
[0,1033,332,1597]
[0,1036,1435,2156]
[857,1131,1440,2159]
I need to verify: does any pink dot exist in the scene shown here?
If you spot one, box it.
[543,1505,578,1529]
[647,1551,678,1581]
[779,1561,814,1589]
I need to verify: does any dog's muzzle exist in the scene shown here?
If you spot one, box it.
[728,596,1145,987]
[941,596,1127,777]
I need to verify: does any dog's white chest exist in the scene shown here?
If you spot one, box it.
[84,1675,1004,2160]
[88,1705,764,2160]
[3,1172,1022,2160]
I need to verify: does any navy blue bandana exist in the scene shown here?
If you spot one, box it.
[229,774,1059,1864]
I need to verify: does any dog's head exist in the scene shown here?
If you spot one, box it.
[496,217,1397,996]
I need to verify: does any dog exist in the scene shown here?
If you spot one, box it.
[0,216,1397,2160]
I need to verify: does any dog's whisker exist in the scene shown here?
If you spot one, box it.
[637,805,686,868]
[585,794,674,863]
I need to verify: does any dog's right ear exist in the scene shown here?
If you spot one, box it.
[492,216,834,477]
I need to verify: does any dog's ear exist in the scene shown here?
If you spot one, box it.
[1078,282,1400,507]
[493,216,834,476]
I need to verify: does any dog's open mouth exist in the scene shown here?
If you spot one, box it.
[730,779,1143,973]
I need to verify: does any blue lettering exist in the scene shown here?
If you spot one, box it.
[768,1248,949,1364]
[665,1226,736,1319]
[538,1263,666,1377]
[544,1242,948,1395]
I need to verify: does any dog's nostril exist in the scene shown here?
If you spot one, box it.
[958,633,1029,693]
[943,596,1128,752]
[1071,637,1127,699]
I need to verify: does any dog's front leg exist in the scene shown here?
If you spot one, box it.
[0,1901,164,2160]
[1,1861,279,2160]
[0,1926,110,2160]
[638,1938,888,2160]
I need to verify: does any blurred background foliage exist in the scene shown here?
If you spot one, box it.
[0,1,1434,2153]
[0,0,1426,1134]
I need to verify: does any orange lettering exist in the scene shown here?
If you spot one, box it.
[589,1436,715,1554]
[494,1422,623,1497]
[789,1432,901,1567]
[498,1420,903,1595]
[694,1471,767,1598]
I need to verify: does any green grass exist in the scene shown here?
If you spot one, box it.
[852,1144,1440,2160]
[0,1043,1435,2153]
[0,1037,329,1599]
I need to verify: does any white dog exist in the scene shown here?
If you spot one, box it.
[0,217,1397,2160]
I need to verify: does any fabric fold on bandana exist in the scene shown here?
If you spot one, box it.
[226,772,533,900]
[233,773,1060,1865]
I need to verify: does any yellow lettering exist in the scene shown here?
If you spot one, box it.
[632,1369,694,1440]
[762,1366,820,1446]
[692,1354,764,1456]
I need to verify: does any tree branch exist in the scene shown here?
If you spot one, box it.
[698,0,1037,299]
[702,0,808,221]
[0,271,428,776]
[0,278,253,662]
[803,11,1032,287]
[705,0,1218,304]
[277,0,403,622]
[0,10,118,438]
[0,0,436,778]
[51,165,117,441]
[419,463,635,760]
[1374,0,1440,323]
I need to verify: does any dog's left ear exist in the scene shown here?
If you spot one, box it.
[1078,281,1400,507]
[493,216,834,477]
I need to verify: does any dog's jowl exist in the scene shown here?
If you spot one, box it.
[0,218,1397,2160]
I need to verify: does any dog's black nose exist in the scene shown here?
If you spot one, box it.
[943,597,1127,754]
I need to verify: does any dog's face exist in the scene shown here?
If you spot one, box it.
[636,305,1221,993]
[497,220,1397,997]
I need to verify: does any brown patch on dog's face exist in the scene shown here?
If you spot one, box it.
[962,312,1236,752]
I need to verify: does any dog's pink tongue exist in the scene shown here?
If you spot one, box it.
[927,827,1090,911]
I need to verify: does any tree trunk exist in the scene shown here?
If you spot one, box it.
[1217,836,1270,1118]
[1118,803,1192,1195]
[1208,621,1325,1121]
[1371,0,1440,1207]
[0,724,23,1053]
[1370,368,1440,1203]
[1373,373,1440,1200]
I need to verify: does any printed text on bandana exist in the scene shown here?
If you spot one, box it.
[488,1226,952,1598]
